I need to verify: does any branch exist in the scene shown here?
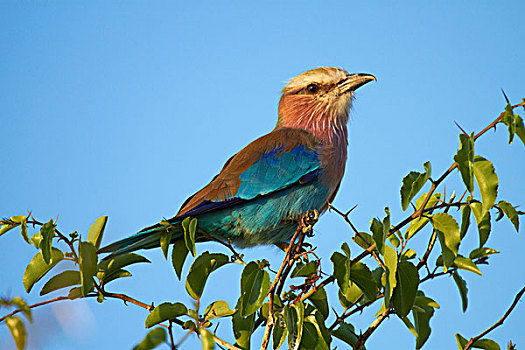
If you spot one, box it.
[261,210,318,350]
[213,334,242,350]
[261,222,302,350]
[463,285,525,350]
[352,308,392,350]
[328,295,382,330]
[348,100,525,266]
[0,296,70,322]
[168,321,176,350]
[101,292,154,311]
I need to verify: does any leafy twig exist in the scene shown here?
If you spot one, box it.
[463,285,525,350]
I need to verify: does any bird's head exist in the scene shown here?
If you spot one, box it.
[277,67,375,142]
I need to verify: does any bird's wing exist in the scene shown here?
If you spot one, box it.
[173,127,321,220]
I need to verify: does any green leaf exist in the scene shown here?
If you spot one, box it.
[515,114,525,146]
[435,254,482,276]
[413,293,435,349]
[473,156,498,217]
[79,241,98,297]
[40,219,55,264]
[331,252,360,307]
[67,286,83,299]
[171,238,190,280]
[31,232,42,248]
[300,309,330,350]
[400,161,432,211]
[498,200,519,232]
[160,229,172,260]
[10,297,32,323]
[400,316,418,337]
[182,217,197,257]
[338,284,363,308]
[23,248,64,293]
[501,103,516,144]
[145,302,188,328]
[452,271,468,312]
[460,205,471,239]
[415,293,440,309]
[454,133,475,193]
[469,247,499,260]
[199,328,215,350]
[432,213,460,271]
[20,218,31,245]
[455,334,499,350]
[239,261,270,317]
[291,261,318,278]
[331,322,361,349]
[0,215,26,237]
[401,249,416,261]
[341,242,351,257]
[133,328,167,350]
[471,338,501,350]
[273,311,288,350]
[353,232,374,250]
[350,262,377,301]
[388,233,400,248]
[101,269,132,285]
[405,192,442,240]
[455,333,468,349]
[371,218,385,255]
[6,317,27,350]
[392,261,419,317]
[87,216,108,250]
[308,287,329,319]
[453,256,482,276]
[285,301,304,350]
[233,308,254,350]
[471,201,492,247]
[97,253,150,281]
[331,252,350,291]
[204,300,236,320]
[383,245,398,307]
[185,252,229,300]
[40,270,81,295]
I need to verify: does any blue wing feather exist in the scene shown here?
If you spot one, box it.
[236,144,320,199]
[171,143,321,220]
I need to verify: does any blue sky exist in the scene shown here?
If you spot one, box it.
[1,2,524,349]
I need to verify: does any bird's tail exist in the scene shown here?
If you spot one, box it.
[97,222,182,259]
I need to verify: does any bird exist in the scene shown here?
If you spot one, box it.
[99,67,375,257]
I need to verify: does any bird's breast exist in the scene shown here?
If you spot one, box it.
[318,139,348,198]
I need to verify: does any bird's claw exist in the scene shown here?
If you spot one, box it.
[301,209,319,235]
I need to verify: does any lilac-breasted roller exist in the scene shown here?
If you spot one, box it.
[99,67,375,257]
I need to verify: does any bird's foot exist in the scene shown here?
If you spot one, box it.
[301,209,319,236]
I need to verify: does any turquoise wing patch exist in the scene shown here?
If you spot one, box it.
[236,144,321,200]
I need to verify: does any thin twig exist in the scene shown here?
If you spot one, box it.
[261,222,303,350]
[261,210,318,350]
[102,292,154,311]
[352,308,393,349]
[168,321,176,350]
[463,285,525,350]
[328,295,382,330]
[0,296,70,322]
[213,334,242,350]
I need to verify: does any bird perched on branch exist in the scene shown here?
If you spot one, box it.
[99,67,375,257]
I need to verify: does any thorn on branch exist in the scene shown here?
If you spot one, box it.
[501,89,510,105]
[454,121,469,136]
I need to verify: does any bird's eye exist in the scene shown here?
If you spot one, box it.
[306,84,318,93]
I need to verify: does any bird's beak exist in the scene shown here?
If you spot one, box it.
[338,73,376,95]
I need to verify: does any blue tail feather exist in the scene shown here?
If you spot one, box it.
[98,223,182,259]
